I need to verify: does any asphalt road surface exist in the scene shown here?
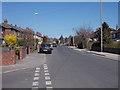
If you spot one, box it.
[2,46,118,89]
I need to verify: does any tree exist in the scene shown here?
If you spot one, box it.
[4,34,17,48]
[43,36,47,43]
[23,28,34,48]
[95,22,113,44]
[59,35,64,44]
[75,26,93,48]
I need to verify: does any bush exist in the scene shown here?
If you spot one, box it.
[4,34,17,47]
[104,43,120,48]
[15,47,21,57]
[16,39,26,46]
[78,42,84,49]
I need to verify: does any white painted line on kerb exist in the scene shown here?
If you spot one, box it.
[46,81,52,85]
[35,73,39,76]
[34,77,39,81]
[45,73,50,75]
[32,81,39,86]
[44,70,49,73]
[45,76,50,80]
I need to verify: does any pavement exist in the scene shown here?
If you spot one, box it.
[1,51,46,74]
[68,46,119,61]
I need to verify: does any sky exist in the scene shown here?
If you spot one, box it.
[2,2,118,38]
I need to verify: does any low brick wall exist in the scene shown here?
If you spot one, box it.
[19,48,26,60]
[0,49,16,66]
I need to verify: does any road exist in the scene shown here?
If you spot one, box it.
[2,46,118,89]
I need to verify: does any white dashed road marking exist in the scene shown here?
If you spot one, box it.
[32,81,39,86]
[46,86,53,88]
[44,70,49,73]
[46,81,52,85]
[32,64,53,89]
[45,76,51,80]
[44,67,48,70]
[32,67,40,89]
[45,73,50,76]
[34,77,39,81]
[44,63,53,89]
[35,70,40,73]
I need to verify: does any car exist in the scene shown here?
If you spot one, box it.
[39,43,52,54]
[53,43,57,47]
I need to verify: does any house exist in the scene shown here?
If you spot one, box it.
[0,19,24,45]
[35,32,43,44]
[94,24,119,41]
[110,28,120,40]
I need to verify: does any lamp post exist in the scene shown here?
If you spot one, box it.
[34,12,39,50]
[100,0,103,52]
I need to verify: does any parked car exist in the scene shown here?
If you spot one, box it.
[39,43,53,54]
[53,43,57,47]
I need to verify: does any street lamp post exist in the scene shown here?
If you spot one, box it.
[100,0,103,52]
[34,12,39,50]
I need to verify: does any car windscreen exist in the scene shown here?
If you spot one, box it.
[46,44,51,47]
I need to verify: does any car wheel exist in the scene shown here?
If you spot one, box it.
[49,51,52,54]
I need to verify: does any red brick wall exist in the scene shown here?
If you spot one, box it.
[19,48,26,60]
[0,50,16,66]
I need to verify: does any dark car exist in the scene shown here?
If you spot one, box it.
[53,43,57,47]
[39,43,52,54]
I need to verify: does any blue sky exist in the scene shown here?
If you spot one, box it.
[2,2,118,38]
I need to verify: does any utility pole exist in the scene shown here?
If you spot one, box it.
[73,36,74,46]
[100,0,103,52]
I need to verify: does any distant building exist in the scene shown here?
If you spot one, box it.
[35,32,43,44]
[110,28,120,39]
[95,24,119,41]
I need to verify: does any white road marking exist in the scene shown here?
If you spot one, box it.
[36,68,40,70]
[44,64,47,66]
[34,73,39,76]
[45,76,50,80]
[34,77,39,81]
[45,73,50,75]
[44,67,48,70]
[45,81,52,85]
[44,66,47,68]
[32,81,39,86]
[35,70,39,73]
[46,87,53,90]
[44,70,49,72]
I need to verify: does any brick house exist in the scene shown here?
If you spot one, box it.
[0,19,24,45]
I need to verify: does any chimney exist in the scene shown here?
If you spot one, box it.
[116,24,118,30]
[4,18,8,23]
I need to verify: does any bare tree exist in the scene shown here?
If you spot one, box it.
[75,26,94,48]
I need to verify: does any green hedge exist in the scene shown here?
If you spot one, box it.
[104,43,120,48]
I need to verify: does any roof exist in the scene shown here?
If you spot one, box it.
[1,22,24,32]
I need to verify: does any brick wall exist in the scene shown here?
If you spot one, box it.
[0,49,16,66]
[19,48,26,60]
